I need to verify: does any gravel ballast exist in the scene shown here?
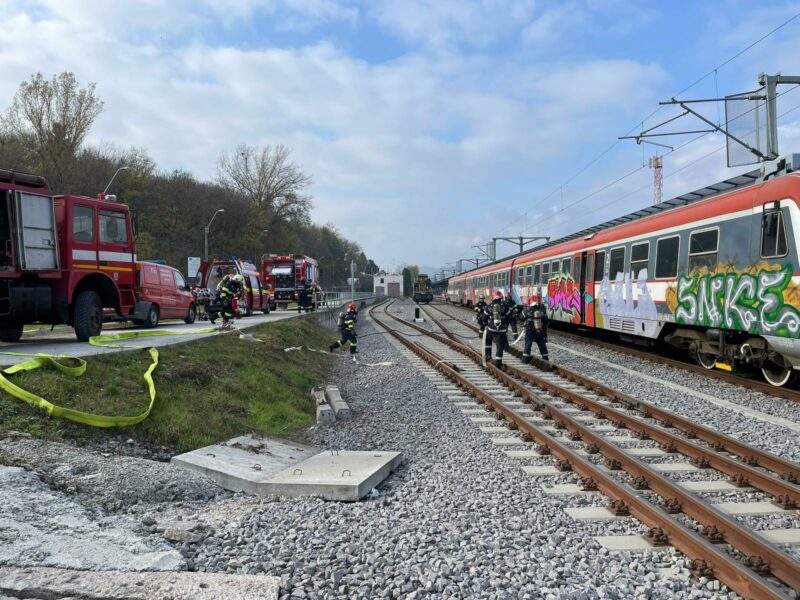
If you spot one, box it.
[186,300,735,599]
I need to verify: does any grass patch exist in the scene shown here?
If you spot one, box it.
[0,316,339,452]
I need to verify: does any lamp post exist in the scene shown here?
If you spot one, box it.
[101,166,130,198]
[204,209,225,261]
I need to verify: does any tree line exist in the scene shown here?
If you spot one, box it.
[0,72,378,288]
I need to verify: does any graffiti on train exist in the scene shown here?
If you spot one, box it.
[596,269,659,337]
[674,264,800,337]
[547,274,581,319]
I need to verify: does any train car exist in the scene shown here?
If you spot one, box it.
[449,154,800,386]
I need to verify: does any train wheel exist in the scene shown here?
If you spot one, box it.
[695,352,717,370]
[762,360,796,387]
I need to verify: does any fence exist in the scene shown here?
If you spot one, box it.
[310,293,384,331]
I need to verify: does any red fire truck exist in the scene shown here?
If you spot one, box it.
[261,254,319,310]
[0,168,153,342]
[194,258,271,316]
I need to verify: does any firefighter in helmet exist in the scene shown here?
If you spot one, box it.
[505,290,520,338]
[211,273,244,330]
[521,292,549,363]
[474,293,489,334]
[297,277,312,314]
[483,290,513,368]
[330,303,358,354]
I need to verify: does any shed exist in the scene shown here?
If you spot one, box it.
[373,274,403,298]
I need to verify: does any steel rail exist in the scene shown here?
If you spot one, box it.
[371,300,793,600]
[428,303,800,485]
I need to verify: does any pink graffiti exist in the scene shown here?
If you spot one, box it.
[548,277,581,316]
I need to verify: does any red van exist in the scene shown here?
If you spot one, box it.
[136,262,196,327]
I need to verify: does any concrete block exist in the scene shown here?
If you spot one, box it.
[504,450,539,459]
[543,484,598,495]
[761,528,800,544]
[713,501,789,516]
[311,387,327,406]
[263,450,402,501]
[480,426,511,434]
[317,403,336,423]
[595,535,671,552]
[325,385,351,420]
[565,507,630,521]
[491,437,527,446]
[0,567,280,600]
[522,465,561,475]
[680,480,743,492]
[171,435,317,494]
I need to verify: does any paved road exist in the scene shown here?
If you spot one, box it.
[0,310,309,367]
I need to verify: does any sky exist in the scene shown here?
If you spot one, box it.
[1,0,800,276]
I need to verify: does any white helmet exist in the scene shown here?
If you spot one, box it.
[233,274,244,283]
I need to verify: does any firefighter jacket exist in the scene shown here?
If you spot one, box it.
[217,276,242,301]
[337,310,357,331]
[522,303,548,336]
[484,299,513,332]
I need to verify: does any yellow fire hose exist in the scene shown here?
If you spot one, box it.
[0,327,219,428]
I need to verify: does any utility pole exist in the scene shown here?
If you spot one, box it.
[492,236,549,255]
[350,260,355,302]
[649,155,663,205]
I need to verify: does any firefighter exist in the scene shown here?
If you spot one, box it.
[505,290,520,338]
[521,293,549,363]
[330,303,358,354]
[474,294,488,334]
[483,290,513,368]
[297,277,312,314]
[211,273,244,330]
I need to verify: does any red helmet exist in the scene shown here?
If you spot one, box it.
[348,303,357,311]
[494,291,503,299]
[529,295,538,305]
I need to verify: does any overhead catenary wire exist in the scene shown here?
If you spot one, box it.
[461,10,800,262]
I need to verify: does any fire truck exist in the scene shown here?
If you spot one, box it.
[261,254,319,310]
[0,168,152,342]
[194,258,271,316]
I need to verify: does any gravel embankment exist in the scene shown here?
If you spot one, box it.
[186,300,732,600]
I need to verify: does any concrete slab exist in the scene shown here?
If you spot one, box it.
[480,426,511,434]
[543,484,598,495]
[603,435,635,442]
[713,501,791,516]
[522,465,561,475]
[491,437,527,446]
[565,507,630,521]
[504,450,539,459]
[171,435,317,494]
[470,417,498,424]
[650,462,699,473]
[263,450,402,501]
[589,425,619,432]
[595,535,671,552]
[680,480,744,492]
[628,447,668,457]
[761,528,800,544]
[0,566,279,600]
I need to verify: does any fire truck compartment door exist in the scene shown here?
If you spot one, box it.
[15,191,59,271]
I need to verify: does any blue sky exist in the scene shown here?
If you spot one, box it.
[1,0,799,274]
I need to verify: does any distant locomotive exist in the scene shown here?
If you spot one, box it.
[448,154,800,387]
[413,274,433,304]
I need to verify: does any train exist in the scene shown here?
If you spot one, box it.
[447,154,800,387]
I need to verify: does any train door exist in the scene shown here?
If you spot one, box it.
[573,250,596,327]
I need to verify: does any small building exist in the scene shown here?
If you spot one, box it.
[374,274,403,298]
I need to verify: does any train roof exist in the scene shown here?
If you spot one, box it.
[451,154,800,281]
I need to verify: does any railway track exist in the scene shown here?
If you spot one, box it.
[370,299,800,600]
[440,300,800,401]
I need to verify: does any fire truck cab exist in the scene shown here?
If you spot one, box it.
[261,254,319,311]
[0,169,148,342]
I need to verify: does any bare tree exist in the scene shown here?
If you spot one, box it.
[2,72,104,190]
[217,143,313,222]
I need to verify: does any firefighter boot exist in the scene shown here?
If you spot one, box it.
[521,355,531,365]
[329,341,339,352]
[494,358,503,369]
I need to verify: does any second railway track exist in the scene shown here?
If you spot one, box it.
[370,298,800,600]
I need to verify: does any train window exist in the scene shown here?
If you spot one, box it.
[562,258,571,277]
[541,262,550,281]
[630,242,649,278]
[761,208,788,258]
[534,264,541,284]
[609,247,625,279]
[594,251,606,281]
[655,236,680,279]
[551,260,560,275]
[572,256,581,281]
[688,229,719,272]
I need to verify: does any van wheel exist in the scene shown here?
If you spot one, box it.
[143,305,159,329]
[74,291,103,342]
[0,321,24,343]
[185,303,197,324]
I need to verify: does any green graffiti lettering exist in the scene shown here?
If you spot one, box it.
[675,265,800,337]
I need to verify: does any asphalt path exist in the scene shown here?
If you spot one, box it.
[0,310,309,367]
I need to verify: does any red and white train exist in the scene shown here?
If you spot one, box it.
[447,154,800,386]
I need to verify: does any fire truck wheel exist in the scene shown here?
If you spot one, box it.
[263,303,270,314]
[184,303,197,324]
[74,291,103,342]
[0,321,23,343]
[143,305,160,329]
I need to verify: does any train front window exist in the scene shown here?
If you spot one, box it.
[688,229,719,273]
[273,266,293,289]
[761,208,788,259]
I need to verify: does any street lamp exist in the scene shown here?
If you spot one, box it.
[204,209,225,261]
[102,166,130,198]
